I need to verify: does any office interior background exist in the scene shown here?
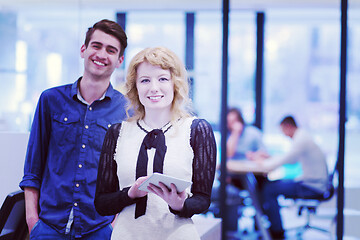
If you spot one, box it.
[0,0,360,238]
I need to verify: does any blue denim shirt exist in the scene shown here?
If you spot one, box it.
[20,79,128,237]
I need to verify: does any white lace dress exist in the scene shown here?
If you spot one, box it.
[94,117,217,240]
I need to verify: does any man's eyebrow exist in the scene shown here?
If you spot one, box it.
[90,41,102,46]
[107,45,119,52]
[90,41,119,52]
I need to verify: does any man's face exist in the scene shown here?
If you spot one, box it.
[280,123,292,137]
[80,30,124,80]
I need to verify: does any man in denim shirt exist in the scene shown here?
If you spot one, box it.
[20,19,128,239]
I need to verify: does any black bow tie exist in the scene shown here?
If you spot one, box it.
[144,129,163,149]
[135,129,167,219]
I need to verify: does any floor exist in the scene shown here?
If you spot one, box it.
[206,186,360,240]
[281,202,336,240]
[223,197,339,240]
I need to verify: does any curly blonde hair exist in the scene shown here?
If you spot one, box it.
[125,47,192,122]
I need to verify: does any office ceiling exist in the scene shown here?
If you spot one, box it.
[0,0,360,11]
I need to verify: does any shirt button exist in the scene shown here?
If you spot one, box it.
[78,164,83,168]
[82,144,86,149]
[64,117,68,122]
[89,107,92,111]
[85,125,89,129]
[76,183,80,187]
[74,202,78,207]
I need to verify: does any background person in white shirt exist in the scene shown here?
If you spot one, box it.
[254,115,329,239]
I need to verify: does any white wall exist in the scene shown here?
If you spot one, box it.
[0,132,29,204]
[344,187,360,238]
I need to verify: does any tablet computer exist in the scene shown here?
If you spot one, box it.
[138,173,192,193]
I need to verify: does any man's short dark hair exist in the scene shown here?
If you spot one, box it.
[280,115,297,127]
[84,19,128,57]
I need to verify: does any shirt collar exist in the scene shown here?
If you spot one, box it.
[71,77,116,105]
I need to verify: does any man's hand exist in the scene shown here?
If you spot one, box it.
[246,150,270,162]
[26,216,39,234]
[24,187,40,234]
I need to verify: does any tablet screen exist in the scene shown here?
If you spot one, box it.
[138,173,192,193]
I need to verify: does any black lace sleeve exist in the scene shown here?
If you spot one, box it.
[170,118,217,218]
[94,123,138,216]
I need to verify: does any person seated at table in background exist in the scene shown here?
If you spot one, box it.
[254,115,329,239]
[210,107,268,232]
[226,107,269,190]
[94,47,217,240]
[227,107,267,160]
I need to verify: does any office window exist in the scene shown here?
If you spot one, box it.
[0,8,116,132]
[263,9,343,182]
[193,12,222,124]
[347,9,360,186]
[125,12,185,60]
[228,12,256,124]
[194,11,256,126]
[1,7,359,192]
[121,12,185,92]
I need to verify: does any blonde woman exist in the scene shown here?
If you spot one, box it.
[95,47,217,240]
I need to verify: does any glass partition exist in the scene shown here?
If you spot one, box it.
[346,9,360,187]
[1,2,359,193]
[122,11,185,93]
[194,11,256,127]
[0,7,116,131]
[263,9,341,177]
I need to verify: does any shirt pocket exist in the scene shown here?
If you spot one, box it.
[52,113,80,146]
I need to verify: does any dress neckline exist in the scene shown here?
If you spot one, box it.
[137,120,172,134]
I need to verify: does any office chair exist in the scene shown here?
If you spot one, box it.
[207,182,247,232]
[208,174,272,240]
[286,167,337,237]
[0,190,28,240]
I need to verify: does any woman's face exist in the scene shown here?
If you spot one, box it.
[136,61,174,114]
[227,111,244,133]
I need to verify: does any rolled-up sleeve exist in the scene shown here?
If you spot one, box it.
[20,91,51,190]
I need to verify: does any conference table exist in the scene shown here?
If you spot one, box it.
[226,159,272,240]
[227,159,270,175]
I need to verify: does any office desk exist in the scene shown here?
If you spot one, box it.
[227,160,272,240]
[227,160,269,175]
